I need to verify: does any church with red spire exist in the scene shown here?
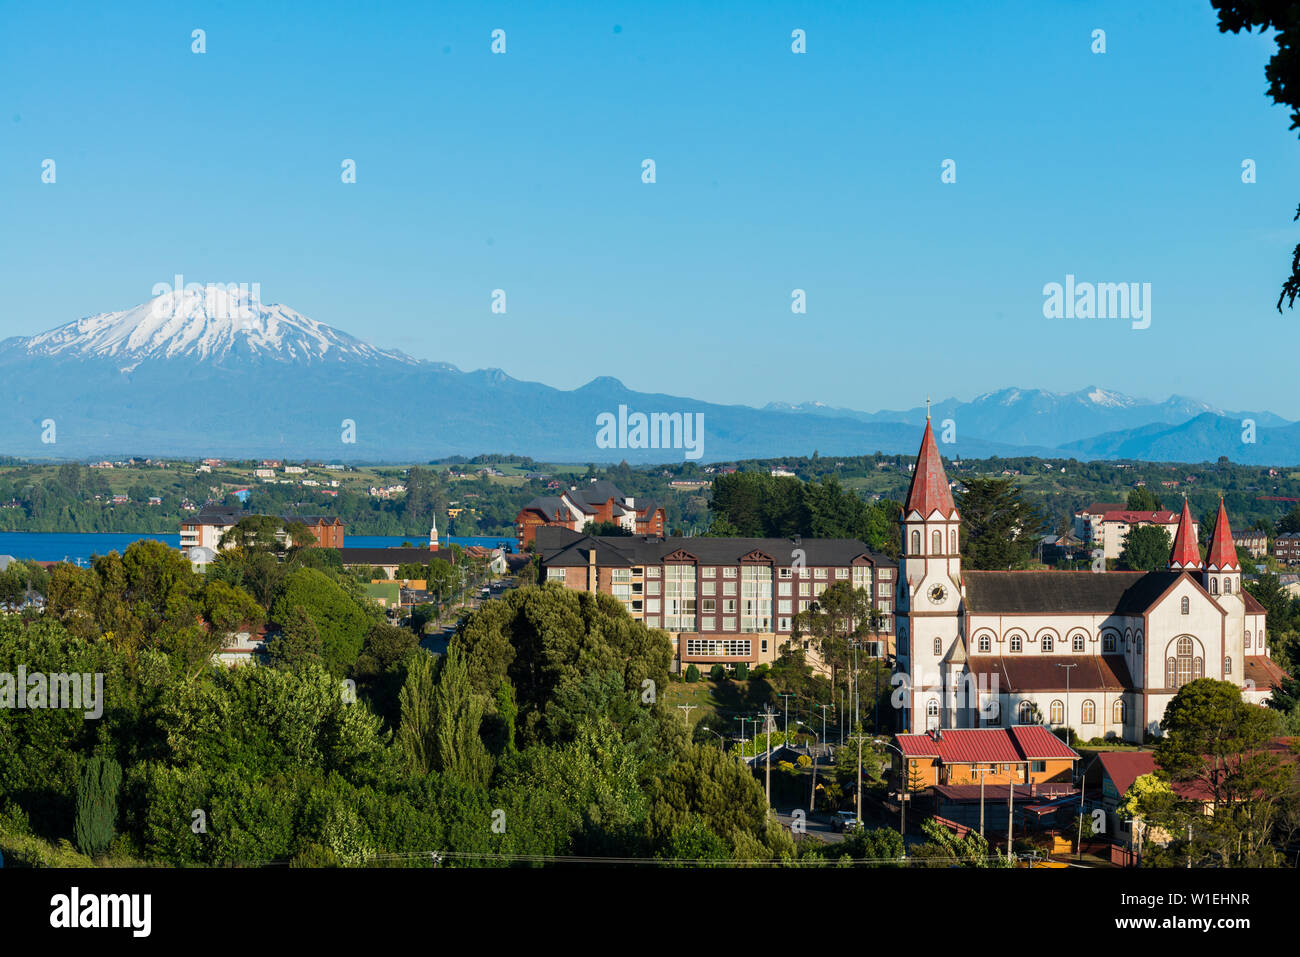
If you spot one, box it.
[895,418,1283,739]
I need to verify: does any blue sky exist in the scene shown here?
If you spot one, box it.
[1,1,1296,416]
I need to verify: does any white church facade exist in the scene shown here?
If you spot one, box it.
[894,417,1285,741]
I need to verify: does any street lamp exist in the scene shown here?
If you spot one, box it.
[1057,662,1078,742]
[874,737,908,860]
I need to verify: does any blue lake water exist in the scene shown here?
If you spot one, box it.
[0,532,515,563]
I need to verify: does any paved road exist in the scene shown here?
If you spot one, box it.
[773,809,847,843]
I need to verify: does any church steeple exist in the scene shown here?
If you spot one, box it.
[904,416,958,520]
[1168,498,1201,571]
[1204,497,1238,571]
[1203,496,1241,599]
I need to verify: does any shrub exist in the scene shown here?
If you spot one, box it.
[734,662,750,680]
[752,664,770,679]
[685,664,701,683]
[709,664,726,682]
[74,756,122,858]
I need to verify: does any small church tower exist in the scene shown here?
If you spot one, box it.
[1167,499,1201,572]
[1203,497,1241,600]
[429,514,440,552]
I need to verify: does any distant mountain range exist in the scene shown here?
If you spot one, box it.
[0,286,1296,464]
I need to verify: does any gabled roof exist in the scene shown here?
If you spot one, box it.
[963,569,1183,615]
[1168,499,1202,570]
[1204,498,1239,571]
[1095,751,1155,797]
[1009,725,1080,759]
[534,527,894,569]
[896,727,1079,764]
[1099,509,1180,524]
[519,495,570,519]
[1244,655,1288,691]
[968,655,1134,692]
[904,418,957,519]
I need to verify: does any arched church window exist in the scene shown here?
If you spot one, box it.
[1181,596,1189,615]
[1103,633,1115,653]
[1081,700,1095,724]
[934,637,942,656]
[933,530,942,555]
[950,529,958,553]
[1049,700,1064,724]
[911,530,920,554]
[1010,634,1022,653]
[1072,633,1085,652]
[978,634,990,653]
[1041,633,1053,652]
[926,699,939,717]
[1245,630,1251,649]
[1224,579,1232,595]
[1210,577,1218,595]
[1166,657,1176,688]
[1017,700,1034,723]
[1113,699,1125,724]
[1224,656,1232,675]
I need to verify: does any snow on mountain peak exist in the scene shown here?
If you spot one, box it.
[20,285,420,367]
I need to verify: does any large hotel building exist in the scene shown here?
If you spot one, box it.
[534,525,897,673]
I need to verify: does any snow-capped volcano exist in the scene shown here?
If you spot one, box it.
[13,285,420,367]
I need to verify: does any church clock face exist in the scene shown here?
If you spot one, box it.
[928,583,948,604]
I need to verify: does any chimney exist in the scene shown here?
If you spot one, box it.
[625,496,634,509]
[793,534,802,547]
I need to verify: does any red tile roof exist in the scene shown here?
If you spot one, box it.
[904,418,957,519]
[1204,498,1239,571]
[1244,655,1289,691]
[1168,499,1202,570]
[896,727,1078,764]
[1099,509,1179,523]
[1009,724,1080,759]
[968,654,1133,692]
[1095,751,1155,798]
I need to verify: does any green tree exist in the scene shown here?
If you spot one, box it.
[270,568,371,677]
[957,478,1043,570]
[1127,487,1162,511]
[267,605,324,671]
[74,755,122,857]
[1211,1,1300,311]
[1153,679,1289,866]
[1118,524,1173,571]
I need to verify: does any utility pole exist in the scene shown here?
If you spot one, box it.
[764,706,774,809]
[972,766,993,839]
[809,732,819,813]
[736,716,747,761]
[818,704,830,758]
[847,729,868,827]
[1006,762,1022,860]
[780,693,793,743]
[677,704,696,727]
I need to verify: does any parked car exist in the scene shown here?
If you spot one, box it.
[832,811,861,832]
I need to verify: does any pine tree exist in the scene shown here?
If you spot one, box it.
[74,755,121,857]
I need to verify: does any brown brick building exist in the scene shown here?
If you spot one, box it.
[516,480,664,550]
[534,526,896,673]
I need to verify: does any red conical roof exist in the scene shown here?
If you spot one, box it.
[1168,498,1201,570]
[1204,497,1239,571]
[905,418,957,519]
